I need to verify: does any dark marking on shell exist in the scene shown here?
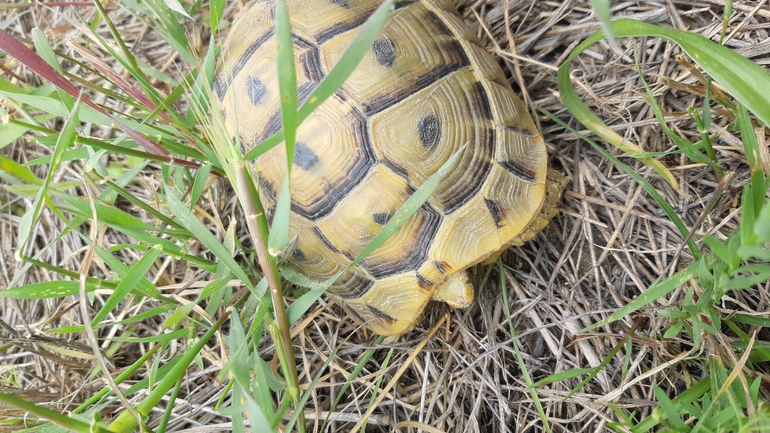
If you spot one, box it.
[361,65,470,115]
[334,89,348,102]
[342,303,367,324]
[292,248,306,262]
[439,39,472,67]
[260,176,278,201]
[373,37,396,68]
[294,141,319,170]
[364,204,442,279]
[489,78,510,90]
[246,75,268,105]
[381,159,409,181]
[213,76,227,102]
[394,0,417,8]
[358,8,471,114]
[258,111,284,144]
[373,212,390,225]
[228,28,275,82]
[264,205,275,226]
[237,135,248,156]
[292,105,375,221]
[425,10,455,36]
[498,160,537,183]
[484,198,505,228]
[471,81,494,120]
[434,260,450,275]
[441,127,494,214]
[416,272,435,290]
[418,115,440,148]
[313,226,343,255]
[298,45,324,84]
[297,82,318,106]
[317,13,369,44]
[501,124,537,138]
[331,272,375,299]
[329,0,349,8]
[367,305,397,323]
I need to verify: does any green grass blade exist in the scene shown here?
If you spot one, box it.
[0,153,42,184]
[586,262,697,331]
[0,281,98,299]
[653,386,689,430]
[190,164,213,209]
[351,145,464,267]
[228,312,273,429]
[122,0,194,65]
[210,0,225,34]
[91,244,163,326]
[561,18,770,152]
[162,0,191,18]
[588,0,616,48]
[165,186,256,291]
[108,313,228,432]
[557,25,677,188]
[267,0,300,257]
[634,50,720,172]
[17,94,79,259]
[0,393,110,433]
[31,28,61,73]
[106,328,190,343]
[533,368,594,387]
[59,195,158,231]
[88,0,142,80]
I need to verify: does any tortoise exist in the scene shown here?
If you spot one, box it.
[216,0,565,335]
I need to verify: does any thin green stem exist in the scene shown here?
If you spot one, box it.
[235,162,304,425]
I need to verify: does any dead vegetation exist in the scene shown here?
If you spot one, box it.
[1,0,769,432]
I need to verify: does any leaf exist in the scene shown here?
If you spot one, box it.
[653,386,689,430]
[0,154,42,184]
[210,0,225,34]
[163,0,191,18]
[165,186,257,292]
[190,164,212,209]
[0,28,173,159]
[17,94,79,258]
[0,281,98,299]
[91,244,163,326]
[0,392,110,433]
[533,368,594,387]
[31,28,61,73]
[559,18,770,189]
[586,262,698,331]
[267,0,299,257]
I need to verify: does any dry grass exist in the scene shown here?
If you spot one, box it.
[1,0,769,432]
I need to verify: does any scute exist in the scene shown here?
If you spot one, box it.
[369,68,495,214]
[257,95,376,220]
[219,0,554,336]
[317,3,470,115]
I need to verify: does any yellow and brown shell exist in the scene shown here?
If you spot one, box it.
[217,0,549,335]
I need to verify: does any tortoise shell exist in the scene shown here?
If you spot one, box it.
[218,0,548,335]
